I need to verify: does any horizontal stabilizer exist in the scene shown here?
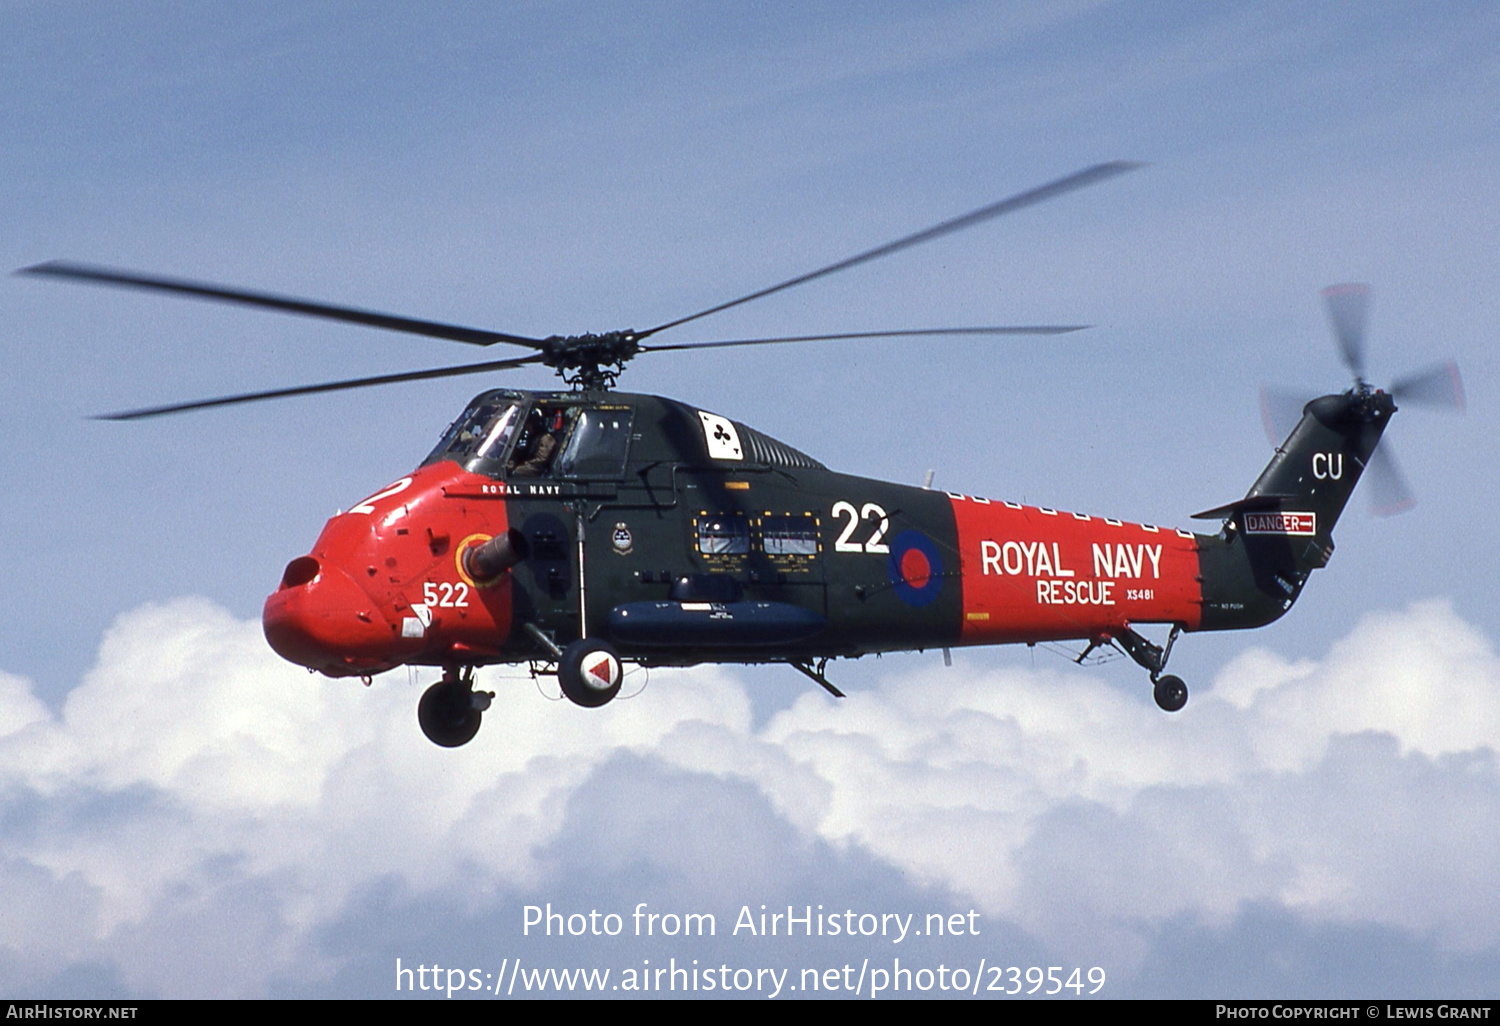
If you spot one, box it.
[1191,494,1299,521]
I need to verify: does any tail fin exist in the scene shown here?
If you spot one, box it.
[1194,390,1396,630]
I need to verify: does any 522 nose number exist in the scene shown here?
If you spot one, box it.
[423,581,470,608]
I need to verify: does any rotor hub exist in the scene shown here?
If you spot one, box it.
[539,331,643,390]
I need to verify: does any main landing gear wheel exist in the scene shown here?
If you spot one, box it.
[558,639,623,708]
[418,670,493,747]
[1153,674,1188,713]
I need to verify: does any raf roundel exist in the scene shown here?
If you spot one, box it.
[888,530,944,607]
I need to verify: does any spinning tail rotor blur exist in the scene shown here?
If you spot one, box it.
[1260,284,1464,516]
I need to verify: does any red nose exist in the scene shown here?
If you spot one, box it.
[263,557,399,677]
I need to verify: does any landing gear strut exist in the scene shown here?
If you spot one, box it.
[1114,625,1189,713]
[418,666,493,747]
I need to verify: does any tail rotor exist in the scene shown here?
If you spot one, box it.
[1260,284,1464,515]
[1322,282,1372,382]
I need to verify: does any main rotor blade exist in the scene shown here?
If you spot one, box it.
[96,355,544,420]
[19,261,545,350]
[1390,360,1465,411]
[639,324,1088,354]
[1322,283,1370,380]
[640,161,1142,339]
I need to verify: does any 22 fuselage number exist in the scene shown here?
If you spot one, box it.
[832,500,890,554]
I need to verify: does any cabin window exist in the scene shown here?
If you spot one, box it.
[556,408,634,478]
[760,514,820,556]
[696,514,751,555]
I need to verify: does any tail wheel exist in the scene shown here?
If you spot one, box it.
[558,639,624,708]
[418,678,485,747]
[1153,674,1188,713]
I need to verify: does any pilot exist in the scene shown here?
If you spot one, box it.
[508,408,559,477]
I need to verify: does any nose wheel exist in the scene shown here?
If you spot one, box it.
[418,667,493,747]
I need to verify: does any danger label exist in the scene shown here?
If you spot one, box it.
[1243,511,1316,535]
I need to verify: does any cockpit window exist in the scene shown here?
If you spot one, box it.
[555,408,634,478]
[472,405,521,460]
[425,396,636,480]
[508,405,570,477]
[426,398,522,468]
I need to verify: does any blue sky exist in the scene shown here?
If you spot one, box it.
[2,1,1498,998]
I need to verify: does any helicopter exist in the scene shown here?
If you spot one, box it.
[19,163,1464,747]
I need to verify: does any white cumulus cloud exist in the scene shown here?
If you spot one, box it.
[0,596,1496,996]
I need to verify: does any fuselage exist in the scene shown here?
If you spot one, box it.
[263,387,1357,678]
